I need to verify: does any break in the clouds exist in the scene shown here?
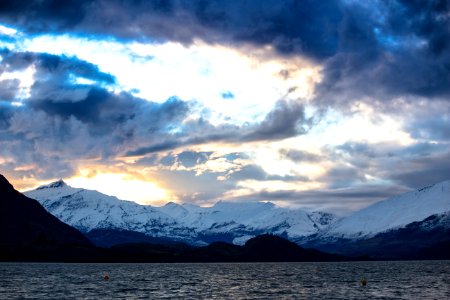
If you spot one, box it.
[0,0,449,214]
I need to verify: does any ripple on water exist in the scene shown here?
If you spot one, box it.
[0,261,449,299]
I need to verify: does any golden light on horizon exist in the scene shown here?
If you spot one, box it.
[66,172,172,205]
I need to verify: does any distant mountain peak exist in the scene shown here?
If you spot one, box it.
[36,179,67,190]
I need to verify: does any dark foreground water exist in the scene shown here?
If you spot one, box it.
[0,261,449,299]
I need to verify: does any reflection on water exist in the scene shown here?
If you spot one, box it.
[0,261,449,299]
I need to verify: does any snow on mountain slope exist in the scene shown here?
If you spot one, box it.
[321,180,450,239]
[25,180,182,238]
[25,180,335,244]
[159,200,337,238]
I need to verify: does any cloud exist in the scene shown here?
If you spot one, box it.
[0,0,93,31]
[388,151,450,188]
[221,91,234,99]
[0,102,13,127]
[155,169,235,203]
[0,78,19,101]
[156,151,212,168]
[0,49,193,181]
[0,0,343,60]
[324,140,450,189]
[319,165,367,189]
[227,183,410,214]
[316,0,450,107]
[407,116,450,141]
[2,0,449,104]
[177,151,211,168]
[0,48,317,186]
[143,155,308,204]
[400,100,450,141]
[243,99,312,141]
[126,98,314,157]
[0,0,448,211]
[0,49,114,83]
[279,149,322,163]
[226,164,307,182]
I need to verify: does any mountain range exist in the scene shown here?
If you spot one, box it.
[3,174,449,260]
[298,180,450,259]
[0,173,348,262]
[25,180,336,246]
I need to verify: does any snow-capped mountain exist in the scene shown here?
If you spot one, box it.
[293,180,450,259]
[160,201,333,240]
[317,180,450,240]
[25,180,336,245]
[25,180,188,238]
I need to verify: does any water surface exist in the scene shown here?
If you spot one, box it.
[0,261,449,299]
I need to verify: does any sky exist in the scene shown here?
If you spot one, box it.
[0,0,449,215]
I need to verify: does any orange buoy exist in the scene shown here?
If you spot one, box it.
[103,274,110,280]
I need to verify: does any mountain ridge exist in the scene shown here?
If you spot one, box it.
[0,173,354,262]
[295,180,450,259]
[25,180,336,246]
[23,177,450,259]
[4,173,448,261]
[317,180,450,240]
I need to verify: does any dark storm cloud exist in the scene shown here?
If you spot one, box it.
[243,99,312,141]
[0,50,115,106]
[0,50,115,85]
[0,48,314,183]
[0,50,192,179]
[126,99,313,156]
[1,0,449,102]
[0,0,343,60]
[317,0,450,104]
[0,0,448,206]
[124,120,239,156]
[0,92,190,180]
[187,0,342,59]
[0,50,190,135]
[0,0,93,31]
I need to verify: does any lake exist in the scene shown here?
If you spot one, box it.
[0,261,449,299]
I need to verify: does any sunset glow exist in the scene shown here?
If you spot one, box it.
[1,1,448,214]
